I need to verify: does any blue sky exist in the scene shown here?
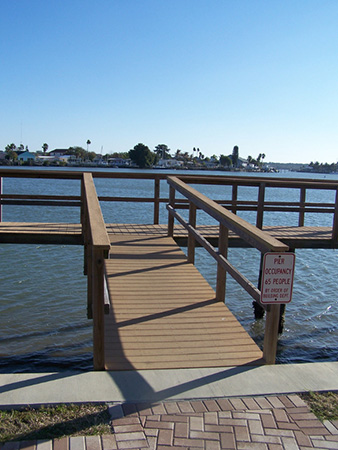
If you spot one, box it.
[1,0,337,163]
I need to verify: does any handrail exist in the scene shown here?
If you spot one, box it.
[81,173,110,370]
[167,176,288,254]
[167,176,290,364]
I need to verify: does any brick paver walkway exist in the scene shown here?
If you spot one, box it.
[1,395,338,449]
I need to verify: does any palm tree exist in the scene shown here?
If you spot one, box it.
[42,143,48,154]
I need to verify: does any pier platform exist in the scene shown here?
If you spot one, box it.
[104,234,263,371]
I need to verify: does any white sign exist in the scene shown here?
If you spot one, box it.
[260,253,295,304]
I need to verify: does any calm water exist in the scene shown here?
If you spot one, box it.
[1,168,337,372]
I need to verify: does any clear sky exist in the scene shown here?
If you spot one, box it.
[1,0,337,163]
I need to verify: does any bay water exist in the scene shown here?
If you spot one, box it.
[0,168,337,372]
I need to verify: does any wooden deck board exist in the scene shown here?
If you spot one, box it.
[106,223,335,248]
[0,222,82,244]
[104,234,264,371]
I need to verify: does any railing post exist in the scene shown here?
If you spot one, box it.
[0,176,2,222]
[231,184,238,214]
[168,185,175,237]
[154,177,160,225]
[256,182,266,229]
[299,187,306,227]
[216,223,228,302]
[187,202,196,264]
[263,303,281,364]
[332,188,338,244]
[92,247,106,370]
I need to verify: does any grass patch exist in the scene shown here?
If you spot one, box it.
[300,391,338,422]
[0,403,111,443]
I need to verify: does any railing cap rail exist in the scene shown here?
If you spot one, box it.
[82,172,110,249]
[168,176,289,253]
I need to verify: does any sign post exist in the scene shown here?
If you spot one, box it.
[260,253,295,305]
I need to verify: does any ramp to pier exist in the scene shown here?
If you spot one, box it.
[104,234,264,371]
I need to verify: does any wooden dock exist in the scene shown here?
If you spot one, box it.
[104,233,264,370]
[1,169,338,370]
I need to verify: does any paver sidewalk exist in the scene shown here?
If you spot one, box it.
[2,394,338,449]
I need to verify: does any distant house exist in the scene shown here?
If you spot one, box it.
[108,157,130,168]
[0,151,6,160]
[155,159,183,169]
[17,151,36,163]
[49,149,70,157]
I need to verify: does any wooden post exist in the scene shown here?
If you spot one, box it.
[299,187,306,227]
[231,184,238,214]
[87,243,93,319]
[263,304,280,364]
[216,223,228,302]
[332,188,338,244]
[187,202,197,264]
[168,185,175,237]
[253,253,265,319]
[154,177,160,225]
[256,182,265,229]
[92,247,105,370]
[0,176,2,222]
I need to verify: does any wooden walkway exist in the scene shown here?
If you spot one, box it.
[0,222,333,248]
[106,223,335,249]
[0,222,82,244]
[104,233,264,370]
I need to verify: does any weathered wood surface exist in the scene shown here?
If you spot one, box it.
[0,222,82,244]
[106,223,334,248]
[104,234,263,370]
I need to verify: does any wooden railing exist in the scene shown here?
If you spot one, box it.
[167,176,290,364]
[1,170,338,242]
[81,173,110,370]
[0,169,110,370]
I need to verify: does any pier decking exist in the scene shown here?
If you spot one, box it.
[104,233,263,370]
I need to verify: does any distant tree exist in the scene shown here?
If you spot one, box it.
[68,146,87,161]
[155,144,170,160]
[42,143,48,154]
[129,143,155,168]
[5,143,18,161]
[220,154,232,167]
[231,146,239,167]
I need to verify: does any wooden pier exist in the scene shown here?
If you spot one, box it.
[1,169,338,371]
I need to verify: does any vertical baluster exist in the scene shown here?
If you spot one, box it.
[168,185,175,237]
[332,188,338,244]
[187,202,196,264]
[0,176,2,222]
[216,223,228,302]
[231,184,238,214]
[256,182,266,229]
[154,176,160,225]
[299,187,306,227]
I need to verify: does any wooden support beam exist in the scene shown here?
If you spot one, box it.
[263,304,281,364]
[92,248,105,370]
